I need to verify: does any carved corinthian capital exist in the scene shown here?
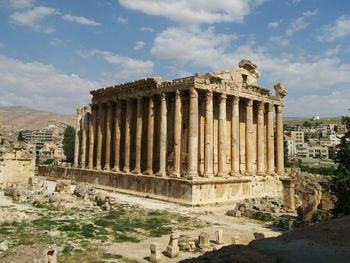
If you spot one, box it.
[232,96,240,105]
[218,93,227,102]
[246,99,253,107]
[189,88,198,98]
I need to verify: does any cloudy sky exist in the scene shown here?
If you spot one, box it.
[1,0,350,117]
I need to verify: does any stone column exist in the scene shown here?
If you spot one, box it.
[123,99,131,173]
[172,91,182,177]
[187,88,199,179]
[74,107,83,168]
[95,103,103,170]
[80,108,88,168]
[112,101,121,172]
[276,104,284,175]
[245,99,254,175]
[157,93,167,177]
[133,97,143,174]
[145,96,154,175]
[218,94,227,177]
[230,96,240,176]
[203,91,214,177]
[104,102,113,171]
[266,103,275,175]
[257,102,265,175]
[87,106,95,170]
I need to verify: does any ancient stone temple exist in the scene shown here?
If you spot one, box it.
[40,59,288,205]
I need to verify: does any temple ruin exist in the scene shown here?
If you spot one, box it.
[40,59,288,205]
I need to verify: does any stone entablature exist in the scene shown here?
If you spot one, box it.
[73,60,287,182]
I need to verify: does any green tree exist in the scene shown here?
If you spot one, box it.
[329,116,350,215]
[63,126,75,163]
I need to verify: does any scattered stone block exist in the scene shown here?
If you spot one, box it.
[253,232,265,240]
[0,240,8,252]
[150,243,161,263]
[187,241,196,252]
[55,180,71,193]
[74,183,93,198]
[215,229,224,245]
[165,232,179,258]
[198,232,210,249]
[0,244,57,263]
[28,176,45,191]
[231,236,240,245]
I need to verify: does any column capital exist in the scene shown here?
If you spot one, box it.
[267,103,274,112]
[190,88,198,98]
[246,99,253,107]
[218,93,227,102]
[160,92,167,101]
[175,90,182,98]
[232,96,240,105]
[276,104,283,113]
[258,101,265,112]
[205,91,213,101]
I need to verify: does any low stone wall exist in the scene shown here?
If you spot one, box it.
[39,166,284,205]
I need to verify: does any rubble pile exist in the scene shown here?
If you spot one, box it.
[226,196,287,221]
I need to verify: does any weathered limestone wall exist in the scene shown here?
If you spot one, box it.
[0,133,35,186]
[0,155,35,185]
[39,166,283,205]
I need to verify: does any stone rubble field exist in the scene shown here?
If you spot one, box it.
[0,178,283,263]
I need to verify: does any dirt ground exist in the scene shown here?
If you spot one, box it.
[0,180,282,263]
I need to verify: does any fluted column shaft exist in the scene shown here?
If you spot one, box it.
[245,99,254,175]
[257,102,265,175]
[204,91,213,177]
[123,99,131,173]
[187,88,199,178]
[104,102,113,170]
[276,104,284,175]
[133,98,143,174]
[80,110,88,168]
[218,94,227,177]
[172,91,182,177]
[95,103,103,170]
[145,97,154,175]
[87,107,95,169]
[158,93,167,176]
[230,96,240,176]
[74,107,83,167]
[267,103,275,175]
[112,101,121,172]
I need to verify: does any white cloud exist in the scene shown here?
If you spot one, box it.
[285,10,317,36]
[151,26,237,69]
[10,6,57,32]
[318,15,350,42]
[82,50,154,80]
[134,41,145,50]
[119,0,265,25]
[116,16,128,24]
[0,54,98,114]
[302,9,318,17]
[62,14,100,26]
[9,0,34,9]
[286,16,308,36]
[140,26,154,32]
[268,20,281,29]
[269,35,289,47]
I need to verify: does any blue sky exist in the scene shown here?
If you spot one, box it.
[1,0,350,117]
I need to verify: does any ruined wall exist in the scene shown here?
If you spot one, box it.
[0,132,36,186]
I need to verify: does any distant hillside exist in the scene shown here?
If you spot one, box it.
[284,116,342,126]
[0,106,75,131]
